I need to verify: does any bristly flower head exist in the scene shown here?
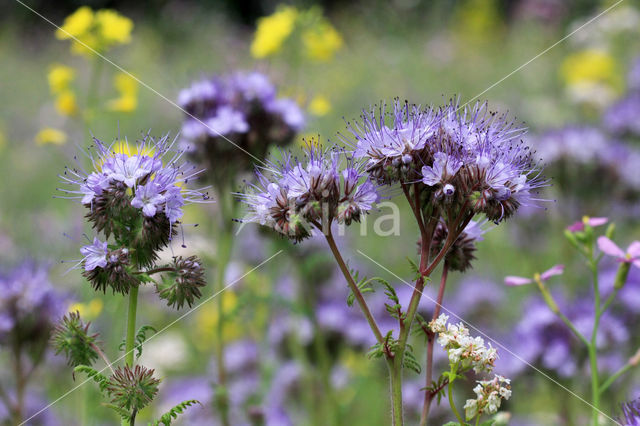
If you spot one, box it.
[178,71,305,180]
[427,219,491,272]
[238,141,380,242]
[59,134,210,270]
[51,311,100,367]
[156,255,206,309]
[344,98,546,223]
[107,365,160,415]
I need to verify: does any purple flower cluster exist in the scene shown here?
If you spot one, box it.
[344,99,545,222]
[178,71,305,177]
[59,134,210,293]
[239,144,379,241]
[61,135,207,226]
[620,397,640,426]
[0,262,66,348]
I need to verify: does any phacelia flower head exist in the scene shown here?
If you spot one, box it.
[178,71,305,180]
[59,134,210,269]
[0,262,67,348]
[238,141,380,242]
[345,98,546,223]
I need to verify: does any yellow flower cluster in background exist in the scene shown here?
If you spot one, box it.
[107,72,139,112]
[251,6,298,58]
[69,299,104,320]
[56,6,133,56]
[561,49,618,87]
[35,128,67,145]
[308,94,331,116]
[251,5,343,62]
[48,64,77,117]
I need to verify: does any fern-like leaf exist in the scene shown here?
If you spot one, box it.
[73,365,110,393]
[119,325,157,359]
[151,399,200,425]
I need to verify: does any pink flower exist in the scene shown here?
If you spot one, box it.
[504,264,564,286]
[597,236,640,268]
[566,216,608,232]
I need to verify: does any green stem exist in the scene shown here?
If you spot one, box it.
[447,375,464,425]
[599,363,632,394]
[589,259,601,426]
[390,362,404,426]
[124,285,139,367]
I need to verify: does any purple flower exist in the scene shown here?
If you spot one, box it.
[620,397,640,426]
[567,216,608,232]
[231,71,276,102]
[59,134,209,225]
[238,144,379,241]
[80,237,108,271]
[206,106,249,136]
[604,93,640,137]
[177,78,219,108]
[598,237,640,268]
[504,264,564,286]
[0,262,67,346]
[421,152,462,188]
[131,183,165,217]
[267,98,305,130]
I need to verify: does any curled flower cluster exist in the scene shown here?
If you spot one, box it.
[345,99,544,222]
[59,134,209,294]
[426,219,490,272]
[178,71,305,178]
[239,143,379,241]
[463,375,512,420]
[429,314,497,374]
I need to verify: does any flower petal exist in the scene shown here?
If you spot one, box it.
[504,276,532,286]
[597,236,626,259]
[627,241,640,259]
[566,221,584,232]
[587,217,608,227]
[540,264,564,281]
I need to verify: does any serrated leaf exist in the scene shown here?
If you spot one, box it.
[151,399,200,425]
[102,403,131,420]
[74,365,110,393]
[119,325,157,359]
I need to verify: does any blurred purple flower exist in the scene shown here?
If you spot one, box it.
[604,93,640,137]
[79,237,108,271]
[504,264,564,286]
[620,397,640,426]
[567,216,608,232]
[598,237,640,268]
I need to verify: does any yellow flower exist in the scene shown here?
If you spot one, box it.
[251,6,298,58]
[308,95,331,116]
[35,128,67,145]
[68,299,103,320]
[95,9,133,45]
[54,90,78,116]
[194,290,242,346]
[48,64,75,94]
[302,22,343,61]
[70,33,100,56]
[561,50,618,87]
[107,73,139,112]
[56,6,94,40]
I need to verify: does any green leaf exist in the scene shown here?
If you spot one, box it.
[102,403,132,421]
[119,325,157,359]
[73,365,110,393]
[480,421,496,426]
[150,399,200,425]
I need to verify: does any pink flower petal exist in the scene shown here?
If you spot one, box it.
[597,236,626,259]
[627,241,640,259]
[540,264,565,281]
[504,276,532,286]
[566,221,584,232]
[633,259,640,269]
[588,217,608,227]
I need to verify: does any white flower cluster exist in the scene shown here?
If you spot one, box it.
[429,314,497,373]
[463,375,512,420]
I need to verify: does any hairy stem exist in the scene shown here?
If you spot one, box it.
[324,230,385,345]
[447,375,464,425]
[124,285,139,367]
[420,263,449,426]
